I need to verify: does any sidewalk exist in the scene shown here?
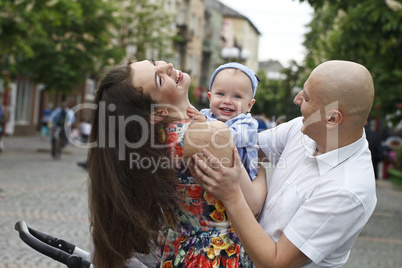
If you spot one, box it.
[344,179,402,268]
[0,135,157,267]
[1,135,402,267]
[0,135,92,268]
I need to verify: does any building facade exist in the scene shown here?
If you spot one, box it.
[219,3,260,71]
[2,0,260,135]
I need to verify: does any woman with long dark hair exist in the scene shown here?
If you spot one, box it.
[87,58,267,267]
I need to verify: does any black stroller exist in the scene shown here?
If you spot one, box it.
[15,221,148,268]
[15,221,92,268]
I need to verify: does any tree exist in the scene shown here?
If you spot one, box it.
[0,0,176,93]
[0,0,37,65]
[299,0,402,125]
[254,66,301,122]
[1,0,123,92]
[112,0,175,61]
[253,70,276,117]
[280,61,305,121]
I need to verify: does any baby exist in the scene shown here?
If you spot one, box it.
[188,62,260,180]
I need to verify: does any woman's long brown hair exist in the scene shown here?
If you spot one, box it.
[87,60,176,268]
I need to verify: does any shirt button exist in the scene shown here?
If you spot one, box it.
[266,204,272,210]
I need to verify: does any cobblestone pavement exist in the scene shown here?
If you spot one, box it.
[1,135,402,268]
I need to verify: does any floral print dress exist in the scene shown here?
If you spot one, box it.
[156,120,252,268]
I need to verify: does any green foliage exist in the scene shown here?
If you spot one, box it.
[300,0,402,126]
[280,61,305,121]
[0,1,35,60]
[0,0,176,93]
[110,0,175,61]
[395,147,402,171]
[388,168,402,186]
[254,62,303,122]
[253,70,275,117]
[0,0,123,92]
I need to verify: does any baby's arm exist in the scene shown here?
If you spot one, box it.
[228,117,258,149]
[242,163,267,217]
[225,118,266,214]
[187,107,207,122]
[228,117,260,179]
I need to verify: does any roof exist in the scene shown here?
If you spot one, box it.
[259,60,284,72]
[205,0,222,10]
[217,1,261,35]
[259,60,286,80]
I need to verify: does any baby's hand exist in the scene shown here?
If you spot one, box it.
[187,107,207,122]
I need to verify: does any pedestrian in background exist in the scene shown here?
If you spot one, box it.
[0,100,10,152]
[40,103,53,139]
[256,113,269,132]
[49,101,75,158]
[364,117,384,179]
[79,120,91,143]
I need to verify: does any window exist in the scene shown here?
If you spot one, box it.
[15,79,34,124]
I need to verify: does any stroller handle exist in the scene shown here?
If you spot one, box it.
[15,221,92,268]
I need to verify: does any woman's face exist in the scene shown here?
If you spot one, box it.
[130,60,190,106]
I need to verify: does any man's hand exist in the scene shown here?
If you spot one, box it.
[190,148,243,204]
[187,107,207,122]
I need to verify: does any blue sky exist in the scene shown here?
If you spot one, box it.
[218,0,313,67]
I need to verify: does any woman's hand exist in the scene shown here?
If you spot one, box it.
[187,107,207,122]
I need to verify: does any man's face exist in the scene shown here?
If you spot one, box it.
[293,77,327,139]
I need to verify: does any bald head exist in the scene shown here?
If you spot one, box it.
[309,60,374,123]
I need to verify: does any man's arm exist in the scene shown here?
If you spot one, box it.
[191,149,309,268]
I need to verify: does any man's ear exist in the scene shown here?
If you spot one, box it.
[326,110,342,129]
[150,108,168,124]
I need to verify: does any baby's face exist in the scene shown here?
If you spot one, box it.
[208,69,255,122]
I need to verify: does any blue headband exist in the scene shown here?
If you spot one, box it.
[209,62,260,97]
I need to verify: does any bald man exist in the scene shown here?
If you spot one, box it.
[191,60,377,267]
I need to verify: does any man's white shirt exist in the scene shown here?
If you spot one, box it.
[257,117,377,267]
